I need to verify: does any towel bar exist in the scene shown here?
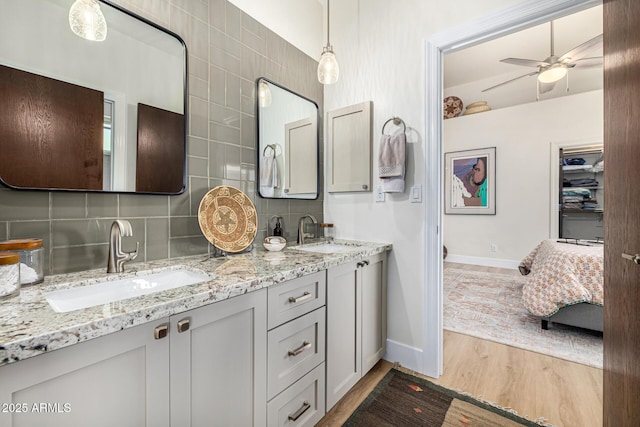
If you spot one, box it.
[382,116,406,135]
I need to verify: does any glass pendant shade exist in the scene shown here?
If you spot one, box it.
[317,47,339,85]
[258,80,272,107]
[69,0,108,42]
[538,64,567,84]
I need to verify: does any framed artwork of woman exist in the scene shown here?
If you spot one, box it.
[444,147,496,215]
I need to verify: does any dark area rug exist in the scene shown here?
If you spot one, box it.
[344,369,545,426]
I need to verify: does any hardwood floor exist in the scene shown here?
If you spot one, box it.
[316,263,603,427]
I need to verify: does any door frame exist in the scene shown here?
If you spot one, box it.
[422,0,601,377]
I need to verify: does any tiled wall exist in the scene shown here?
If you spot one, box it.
[0,0,323,275]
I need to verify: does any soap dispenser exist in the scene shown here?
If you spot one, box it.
[273,218,283,236]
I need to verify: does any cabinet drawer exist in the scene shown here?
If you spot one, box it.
[268,307,326,399]
[267,363,325,427]
[267,271,326,330]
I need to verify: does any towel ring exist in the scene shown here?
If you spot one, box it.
[382,117,406,135]
[263,144,279,156]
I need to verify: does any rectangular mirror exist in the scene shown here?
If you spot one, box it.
[0,0,187,194]
[257,78,319,199]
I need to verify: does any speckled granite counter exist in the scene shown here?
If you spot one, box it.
[0,240,390,366]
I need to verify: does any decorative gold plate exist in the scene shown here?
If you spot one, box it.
[198,186,258,253]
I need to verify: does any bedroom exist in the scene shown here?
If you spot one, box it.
[441,4,604,424]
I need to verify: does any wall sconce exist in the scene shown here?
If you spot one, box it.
[317,0,339,85]
[69,0,108,42]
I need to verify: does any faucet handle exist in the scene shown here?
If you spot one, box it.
[127,242,140,261]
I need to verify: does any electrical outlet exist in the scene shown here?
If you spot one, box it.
[490,243,498,252]
[375,185,385,202]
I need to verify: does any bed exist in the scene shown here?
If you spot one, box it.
[518,239,604,332]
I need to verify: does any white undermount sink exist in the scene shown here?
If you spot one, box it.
[293,243,356,254]
[45,268,213,313]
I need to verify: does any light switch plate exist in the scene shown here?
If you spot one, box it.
[375,185,385,202]
[410,185,422,203]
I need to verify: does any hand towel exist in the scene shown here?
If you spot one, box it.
[260,153,278,188]
[381,176,405,193]
[378,133,406,178]
[379,132,406,193]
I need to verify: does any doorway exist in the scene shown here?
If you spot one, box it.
[422,0,602,378]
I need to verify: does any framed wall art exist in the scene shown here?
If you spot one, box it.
[444,147,496,215]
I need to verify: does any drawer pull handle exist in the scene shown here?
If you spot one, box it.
[288,341,312,357]
[177,318,190,333]
[288,291,312,304]
[288,401,311,421]
[154,324,168,340]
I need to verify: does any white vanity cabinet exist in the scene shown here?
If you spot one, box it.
[326,252,387,410]
[0,289,267,427]
[0,318,172,427]
[266,271,326,427]
[170,289,267,427]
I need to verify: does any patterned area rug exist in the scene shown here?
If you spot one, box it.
[444,267,603,368]
[344,369,544,426]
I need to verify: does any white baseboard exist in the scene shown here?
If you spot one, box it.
[445,254,519,270]
[383,339,424,374]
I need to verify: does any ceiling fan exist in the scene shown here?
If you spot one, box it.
[482,21,603,96]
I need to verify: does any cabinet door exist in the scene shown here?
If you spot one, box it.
[326,261,361,410]
[170,290,267,427]
[326,101,372,192]
[0,319,170,427]
[361,253,388,373]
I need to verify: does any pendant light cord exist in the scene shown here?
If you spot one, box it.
[550,21,555,56]
[327,0,331,47]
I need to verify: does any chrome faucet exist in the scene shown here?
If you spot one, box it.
[107,220,139,273]
[297,214,318,245]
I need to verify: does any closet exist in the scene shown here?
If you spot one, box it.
[558,146,604,240]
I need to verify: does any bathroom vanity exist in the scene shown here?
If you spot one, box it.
[0,240,389,427]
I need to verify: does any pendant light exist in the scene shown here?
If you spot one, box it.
[258,80,272,108]
[69,0,108,42]
[317,0,339,85]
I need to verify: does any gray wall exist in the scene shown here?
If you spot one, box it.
[0,0,323,275]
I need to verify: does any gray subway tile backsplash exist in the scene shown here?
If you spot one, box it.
[119,194,169,218]
[0,189,49,221]
[87,193,118,218]
[146,218,169,261]
[51,193,86,219]
[1,0,323,276]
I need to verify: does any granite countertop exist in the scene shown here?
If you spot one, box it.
[0,239,391,367]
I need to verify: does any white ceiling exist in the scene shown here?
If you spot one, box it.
[444,5,603,108]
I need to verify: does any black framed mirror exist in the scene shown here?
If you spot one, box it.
[256,78,319,199]
[0,0,187,194]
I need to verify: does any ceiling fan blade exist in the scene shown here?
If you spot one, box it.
[571,56,603,68]
[482,71,539,92]
[559,33,603,62]
[500,58,550,68]
[539,81,556,94]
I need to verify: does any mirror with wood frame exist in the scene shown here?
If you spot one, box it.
[0,0,187,194]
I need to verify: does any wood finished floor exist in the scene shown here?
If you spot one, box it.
[316,263,603,427]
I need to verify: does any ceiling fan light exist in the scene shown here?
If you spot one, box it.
[317,47,339,85]
[69,0,108,42]
[538,65,567,84]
